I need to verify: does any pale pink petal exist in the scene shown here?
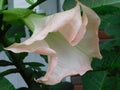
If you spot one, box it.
[76,3,102,59]
[35,33,92,85]
[23,4,82,45]
[58,3,82,45]
[71,12,88,46]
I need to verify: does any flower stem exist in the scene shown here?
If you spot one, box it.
[28,0,46,10]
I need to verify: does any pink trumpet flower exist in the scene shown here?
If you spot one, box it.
[5,2,102,85]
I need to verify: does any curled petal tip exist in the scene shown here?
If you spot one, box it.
[99,55,103,59]
[34,77,48,83]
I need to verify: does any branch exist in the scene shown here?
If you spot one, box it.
[0,69,19,77]
[28,0,46,10]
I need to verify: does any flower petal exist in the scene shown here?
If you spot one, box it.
[71,12,88,46]
[5,3,83,52]
[22,4,83,45]
[35,33,92,85]
[76,3,102,59]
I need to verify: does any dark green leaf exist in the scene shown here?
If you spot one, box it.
[101,14,120,38]
[5,51,28,62]
[0,77,16,90]
[40,55,48,63]
[25,66,45,84]
[4,25,26,45]
[12,52,28,61]
[80,0,120,8]
[82,71,107,90]
[102,75,120,90]
[63,0,120,10]
[25,0,35,5]
[17,87,29,90]
[0,60,13,66]
[93,5,120,16]
[5,25,26,38]
[24,62,45,67]
[63,0,76,10]
[0,69,18,77]
[92,50,120,70]
[3,8,34,25]
[0,43,3,52]
[0,0,4,10]
[28,0,46,9]
[100,39,120,51]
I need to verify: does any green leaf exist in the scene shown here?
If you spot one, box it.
[25,66,45,83]
[101,14,120,38]
[93,6,120,39]
[25,0,35,5]
[40,55,48,63]
[0,0,4,10]
[27,0,46,9]
[17,87,29,90]
[80,0,120,8]
[92,49,120,70]
[0,43,3,52]
[63,0,76,10]
[102,76,120,90]
[82,71,107,90]
[63,0,120,10]
[0,60,13,66]
[0,69,18,77]
[0,77,16,90]
[5,51,28,62]
[13,52,28,61]
[100,39,120,51]
[93,5,120,16]
[3,8,34,25]
[24,62,45,67]
[4,25,26,45]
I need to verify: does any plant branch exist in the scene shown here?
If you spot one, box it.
[0,69,19,77]
[1,32,41,89]
[1,35,31,88]
[28,0,46,10]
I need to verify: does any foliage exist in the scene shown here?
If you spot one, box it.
[0,77,16,90]
[0,0,120,90]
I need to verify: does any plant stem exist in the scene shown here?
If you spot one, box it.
[0,69,19,77]
[1,40,30,86]
[28,0,46,10]
[0,0,4,10]
[0,32,41,89]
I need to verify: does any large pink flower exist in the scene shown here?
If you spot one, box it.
[5,2,102,85]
